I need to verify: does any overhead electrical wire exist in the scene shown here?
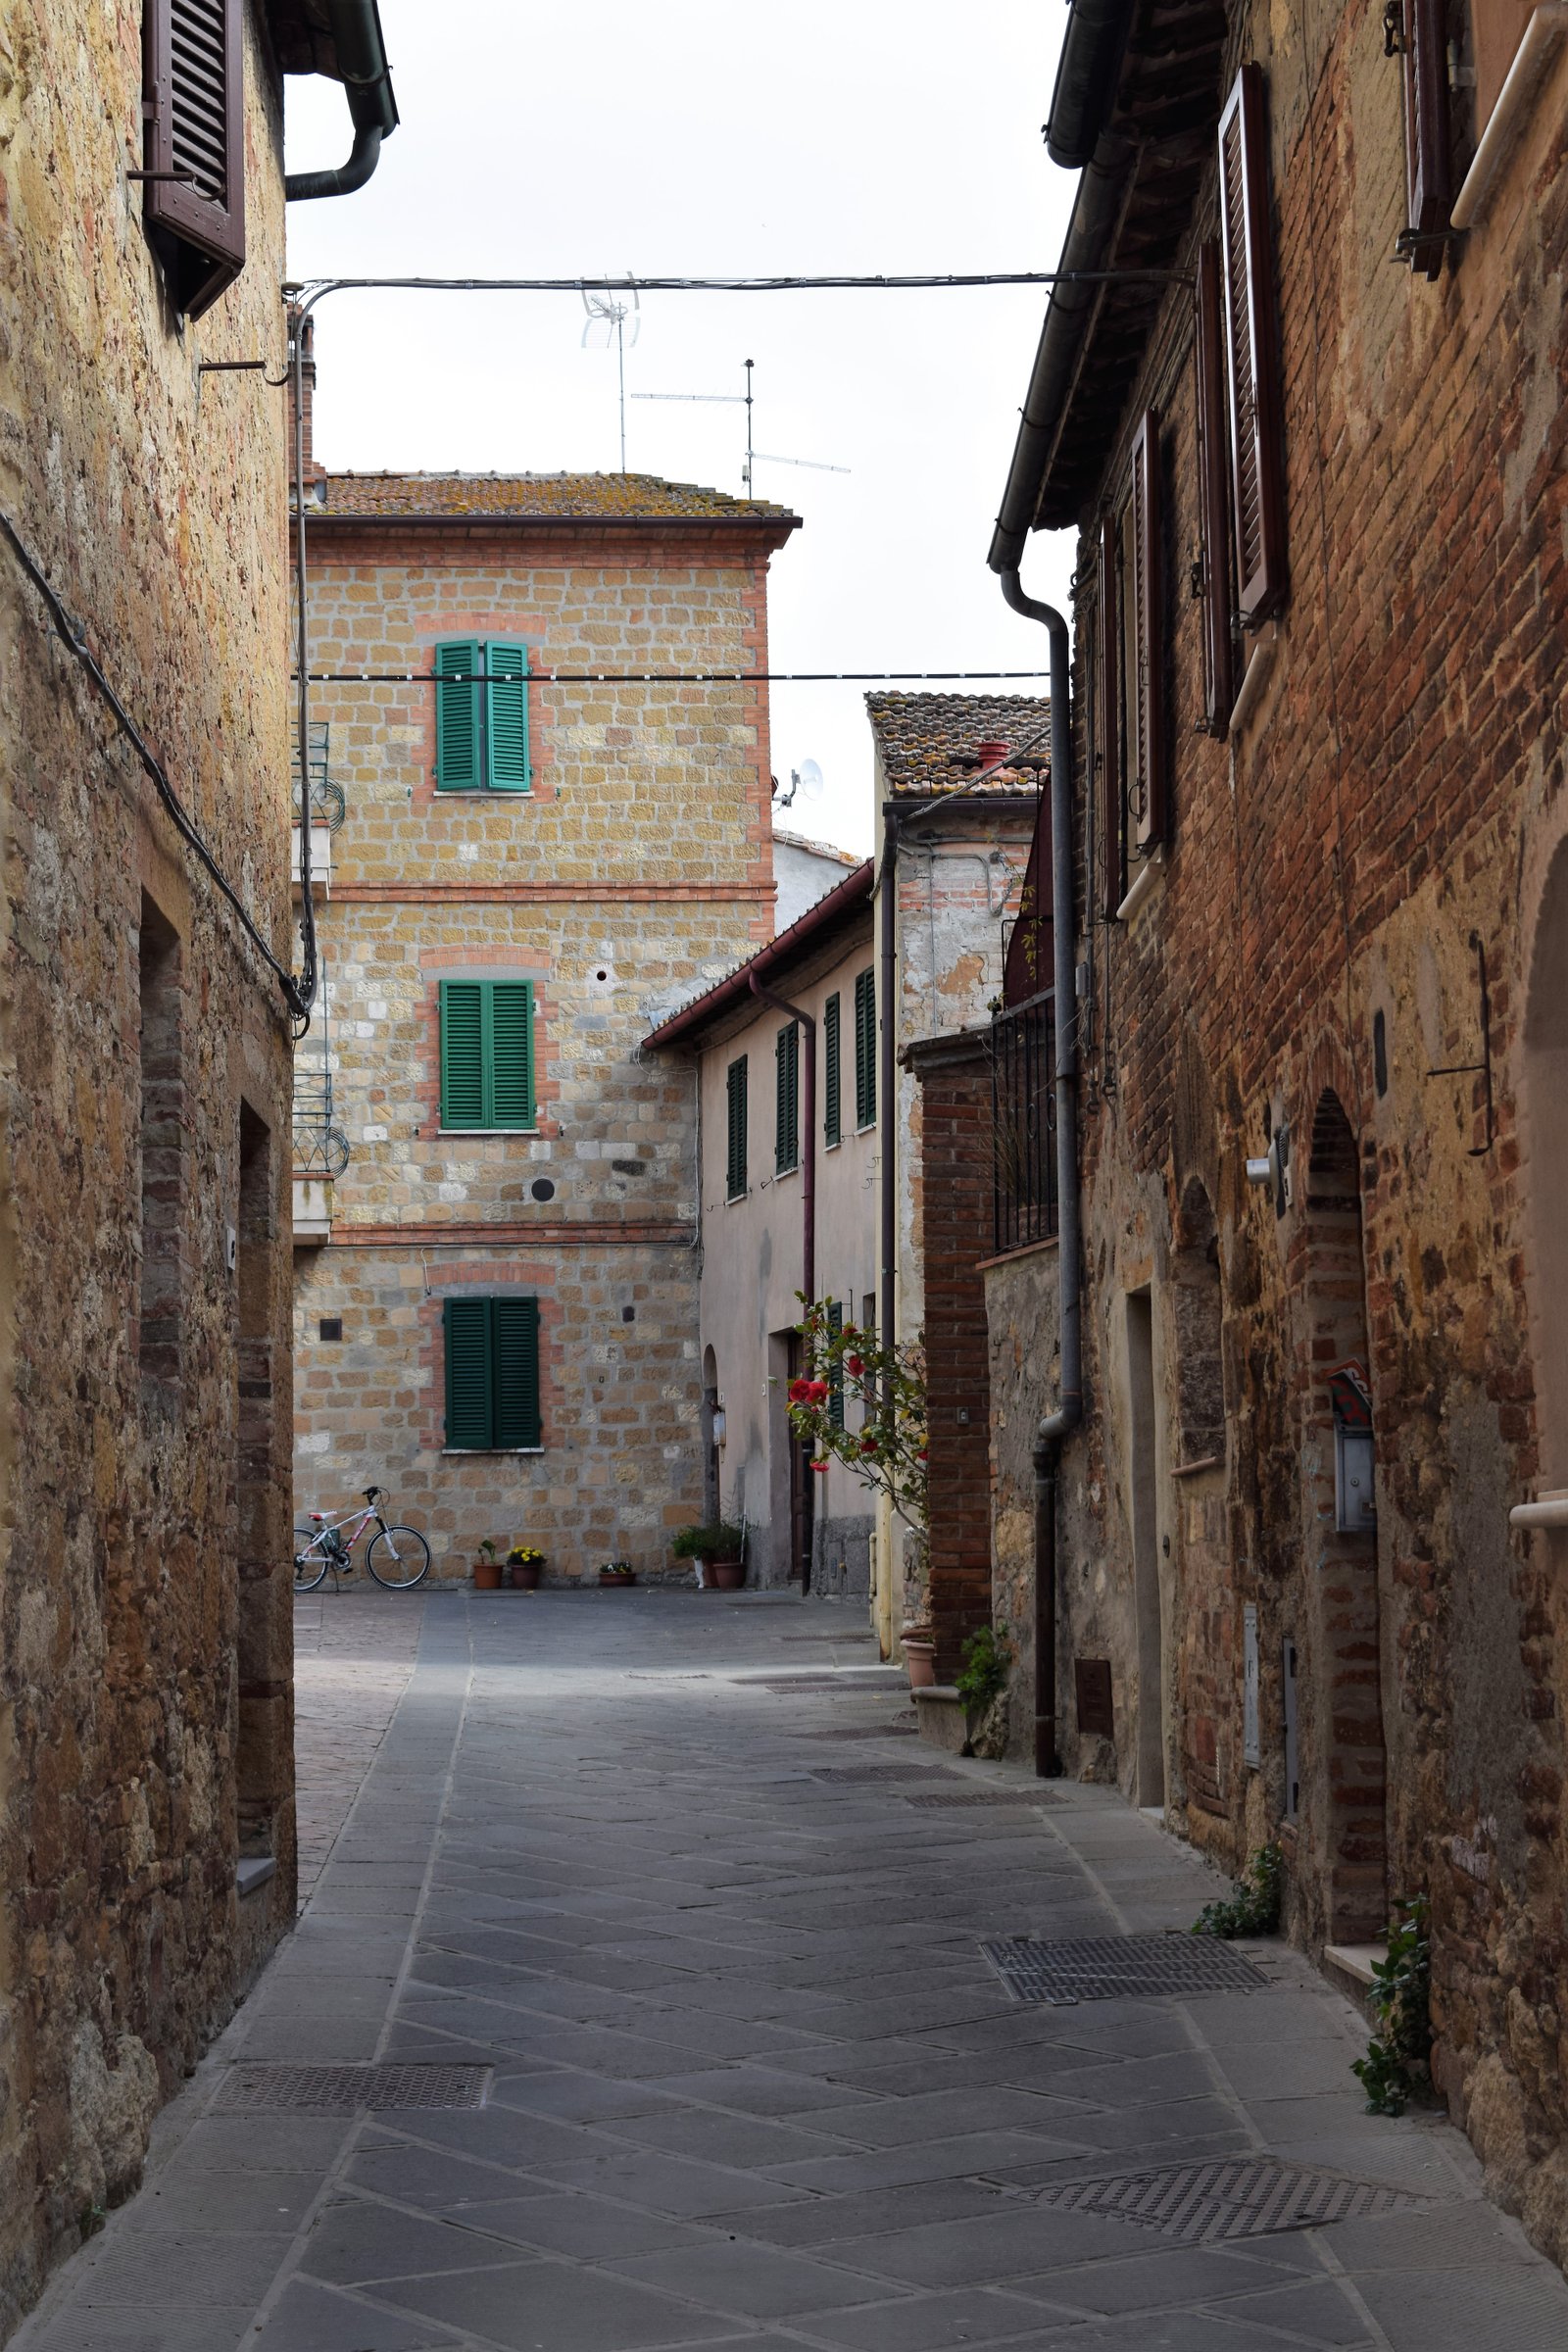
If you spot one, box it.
[284,270,1183,298]
[293,667,1052,685]
[0,508,308,1022]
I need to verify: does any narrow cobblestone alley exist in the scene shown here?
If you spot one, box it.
[18,1592,1568,2352]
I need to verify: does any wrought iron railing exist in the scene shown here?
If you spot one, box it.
[989,989,1057,1256]
[291,721,345,831]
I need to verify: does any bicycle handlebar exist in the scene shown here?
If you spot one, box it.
[363,1485,382,1503]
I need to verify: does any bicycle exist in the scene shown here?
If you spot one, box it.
[293,1487,431,1592]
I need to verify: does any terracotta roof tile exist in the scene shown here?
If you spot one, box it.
[317,470,795,523]
[866,691,1051,797]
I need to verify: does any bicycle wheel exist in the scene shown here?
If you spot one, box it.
[294,1527,330,1592]
[366,1524,431,1591]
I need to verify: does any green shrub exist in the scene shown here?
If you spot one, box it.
[670,1521,744,1560]
[955,1625,1011,1720]
[1193,1840,1285,1938]
[1352,1895,1432,2116]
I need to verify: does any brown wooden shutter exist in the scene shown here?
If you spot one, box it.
[1194,241,1235,737]
[1097,513,1123,919]
[143,0,246,320]
[1398,0,1453,278]
[1217,64,1287,627]
[1128,409,1166,854]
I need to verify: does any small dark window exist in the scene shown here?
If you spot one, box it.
[141,0,247,319]
[1373,1009,1389,1098]
[318,1316,343,1343]
[621,1304,636,1324]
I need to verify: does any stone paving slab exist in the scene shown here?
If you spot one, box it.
[15,1587,1568,2352]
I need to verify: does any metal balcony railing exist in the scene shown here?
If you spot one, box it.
[290,721,345,831]
[989,989,1057,1257]
[292,1066,350,1178]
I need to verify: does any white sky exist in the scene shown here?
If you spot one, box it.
[283,3,1077,858]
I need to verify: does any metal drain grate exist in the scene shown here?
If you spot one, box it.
[905,1788,1063,1809]
[1035,2156,1418,2243]
[212,2063,491,2114]
[982,1933,1269,2002]
[812,1763,950,1784]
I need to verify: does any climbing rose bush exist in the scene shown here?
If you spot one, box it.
[787,1296,928,1530]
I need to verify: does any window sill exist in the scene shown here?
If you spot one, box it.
[1451,8,1568,230]
[442,1446,546,1456]
[1228,622,1280,737]
[724,1188,750,1205]
[439,1128,541,1138]
[236,1855,276,1900]
[432,788,534,798]
[1115,847,1166,926]
[772,1162,801,1183]
[1510,1488,1568,1530]
[855,1121,877,1137]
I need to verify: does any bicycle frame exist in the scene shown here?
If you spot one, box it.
[306,1502,382,1556]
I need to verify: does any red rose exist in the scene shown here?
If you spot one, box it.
[917,1447,928,1460]
[859,1437,879,1455]
[808,1380,830,1403]
[845,1353,864,1377]
[788,1378,811,1403]
[811,1458,829,1474]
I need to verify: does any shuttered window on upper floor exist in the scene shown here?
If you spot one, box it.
[725,1056,748,1199]
[141,0,246,319]
[775,1022,800,1176]
[444,1297,542,1450]
[1396,0,1454,277]
[854,969,876,1129]
[1195,241,1237,738]
[1127,410,1166,856]
[1218,64,1288,628]
[1098,513,1125,919]
[823,994,842,1148]
[439,980,535,1130]
[435,641,531,791]
[827,1300,845,1428]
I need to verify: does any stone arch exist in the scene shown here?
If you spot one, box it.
[1522,832,1568,1487]
[1298,1088,1389,1943]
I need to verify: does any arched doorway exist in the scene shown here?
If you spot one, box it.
[1299,1091,1388,1943]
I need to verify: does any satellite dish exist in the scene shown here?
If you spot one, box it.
[796,758,824,804]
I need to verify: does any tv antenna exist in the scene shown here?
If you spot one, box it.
[631,361,847,496]
[581,283,641,471]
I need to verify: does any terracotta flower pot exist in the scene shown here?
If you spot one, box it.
[904,1638,938,1690]
[709,1558,745,1591]
[473,1558,504,1591]
[600,1570,637,1588]
[509,1562,542,1589]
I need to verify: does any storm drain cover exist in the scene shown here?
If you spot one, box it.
[812,1763,949,1784]
[1035,2156,1418,2243]
[212,2063,491,2114]
[982,1933,1269,2002]
[904,1788,1063,1810]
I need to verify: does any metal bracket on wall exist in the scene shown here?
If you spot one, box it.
[1425,931,1494,1155]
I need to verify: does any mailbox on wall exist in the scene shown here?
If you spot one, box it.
[1329,1359,1376,1534]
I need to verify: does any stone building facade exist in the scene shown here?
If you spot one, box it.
[643,863,879,1597]
[0,0,382,2325]
[980,0,1568,2268]
[290,465,798,1583]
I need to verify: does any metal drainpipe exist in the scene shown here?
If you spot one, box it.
[1000,568,1082,1778]
[876,812,900,1357]
[748,975,816,1303]
[284,0,399,203]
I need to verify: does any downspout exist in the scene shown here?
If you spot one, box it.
[748,976,816,1304]
[877,816,899,1358]
[1000,569,1081,1777]
[284,0,399,202]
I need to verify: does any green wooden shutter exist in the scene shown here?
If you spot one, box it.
[823,993,841,1148]
[726,1056,748,1199]
[492,1297,542,1447]
[489,982,535,1128]
[775,1022,799,1175]
[855,969,876,1128]
[440,981,485,1128]
[827,1300,845,1428]
[444,1298,494,1447]
[485,640,530,791]
[434,640,481,790]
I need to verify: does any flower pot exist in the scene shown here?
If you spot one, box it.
[509,1562,542,1590]
[709,1558,745,1591]
[904,1638,938,1690]
[599,1570,637,1588]
[473,1559,504,1591]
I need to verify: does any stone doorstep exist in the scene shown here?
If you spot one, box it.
[913,1686,969,1753]
[1322,1939,1388,2020]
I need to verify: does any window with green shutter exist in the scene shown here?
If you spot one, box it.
[444,1296,542,1449]
[823,993,842,1148]
[725,1056,748,1200]
[434,638,531,791]
[439,980,535,1130]
[827,1300,845,1428]
[854,968,876,1128]
[775,1022,799,1175]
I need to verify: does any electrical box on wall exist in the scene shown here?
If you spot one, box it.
[1329,1358,1376,1534]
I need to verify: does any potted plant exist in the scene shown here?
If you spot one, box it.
[671,1520,747,1591]
[902,1621,938,1689]
[508,1542,545,1590]
[599,1559,637,1588]
[473,1539,503,1592]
